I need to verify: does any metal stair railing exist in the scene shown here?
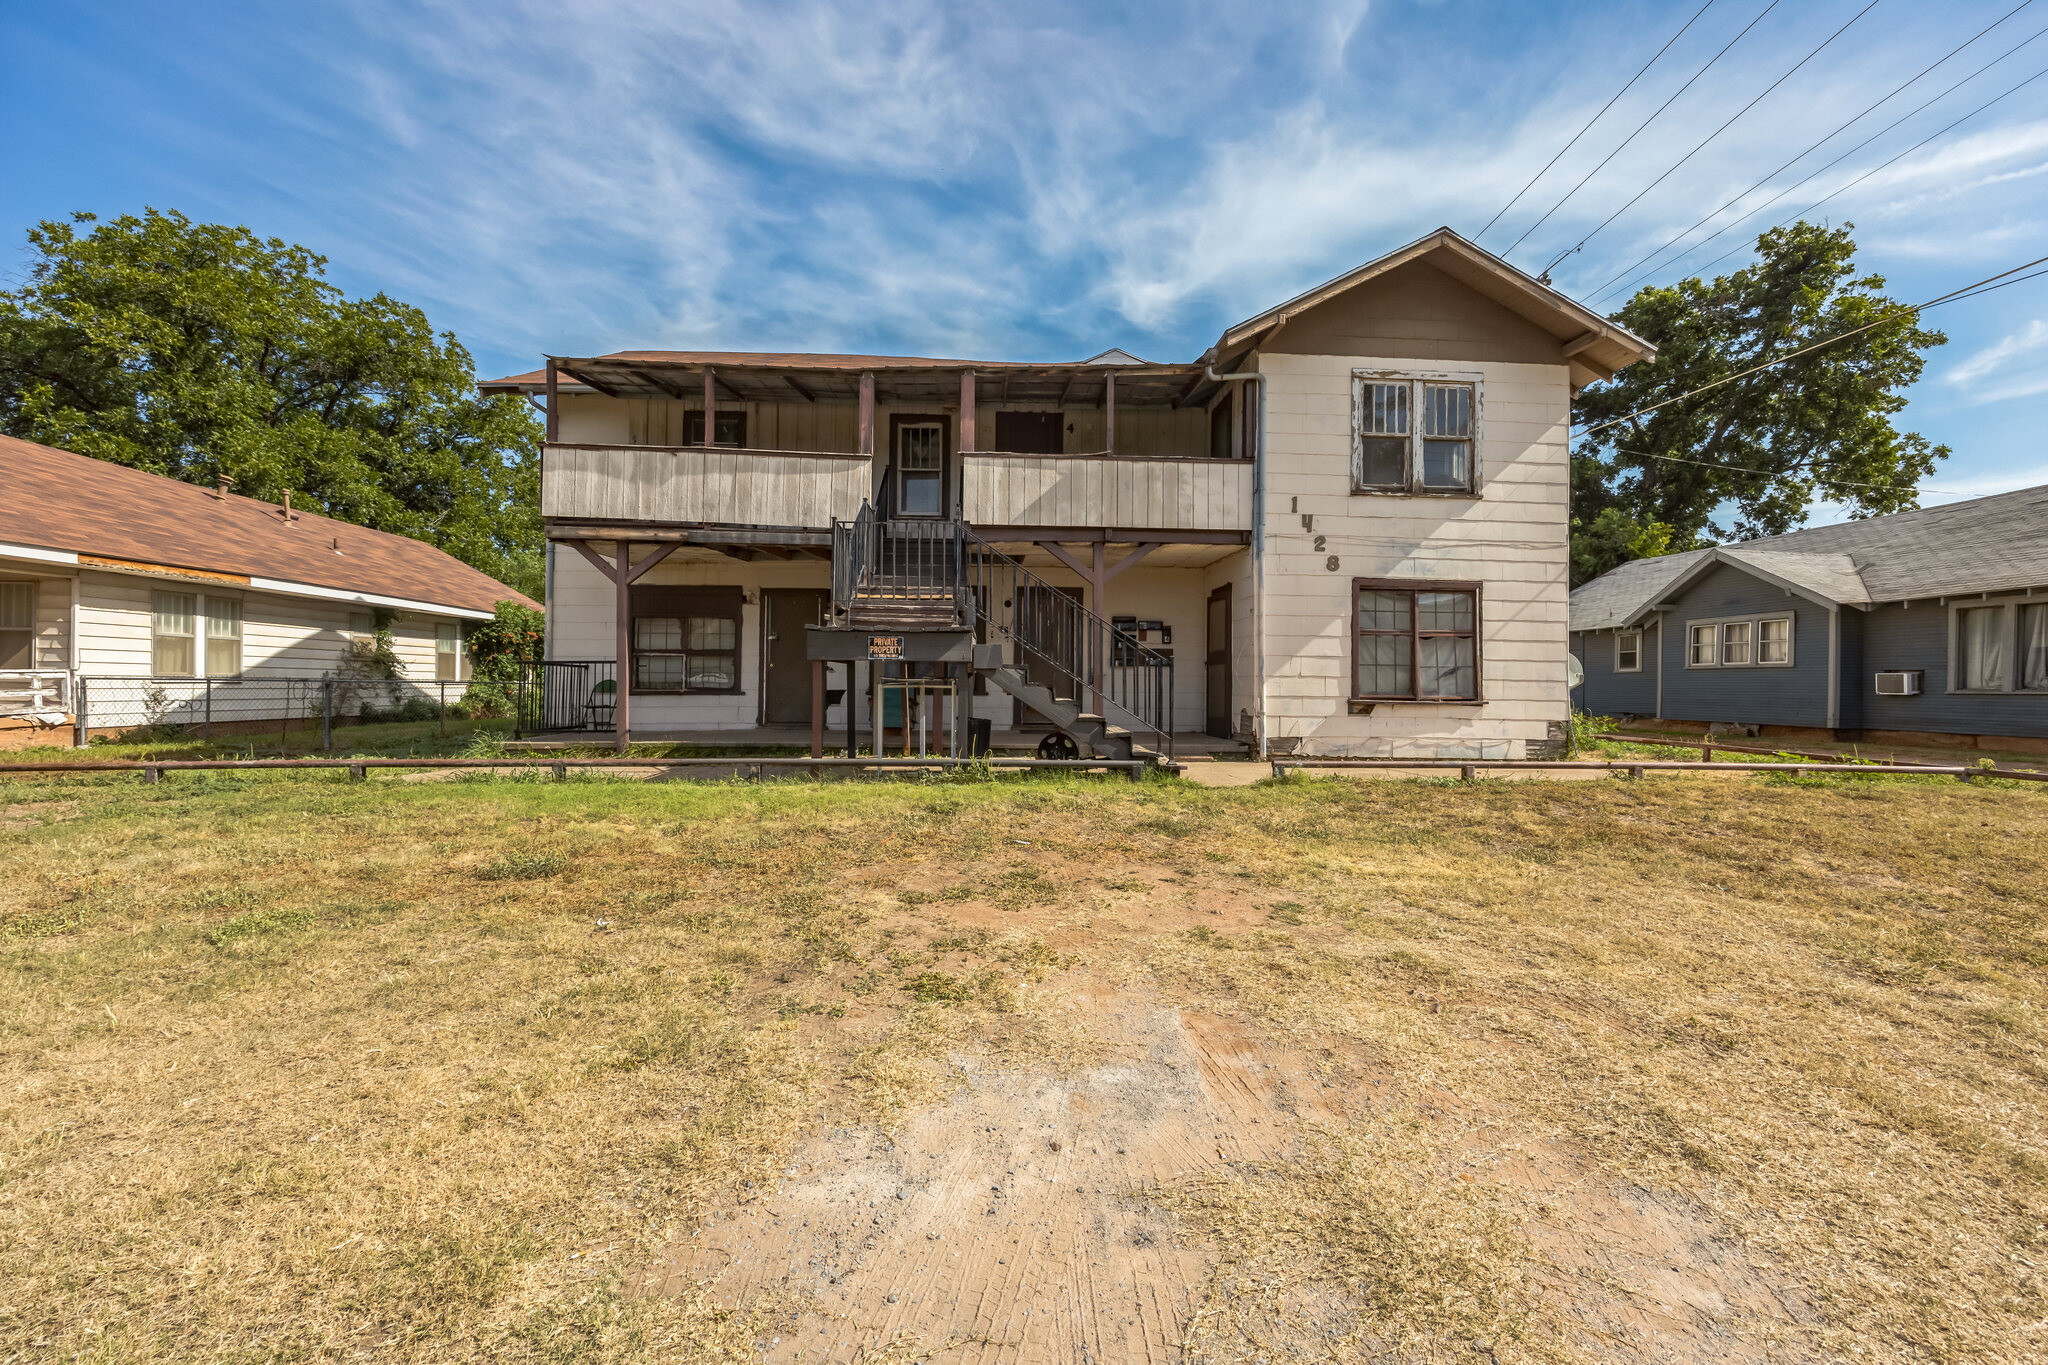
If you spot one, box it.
[829,503,1173,759]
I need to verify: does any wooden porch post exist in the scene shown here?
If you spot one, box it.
[1104,371,1115,456]
[959,370,976,451]
[702,369,716,447]
[614,541,632,753]
[858,372,875,456]
[1090,541,1106,716]
[810,658,825,761]
[545,360,559,443]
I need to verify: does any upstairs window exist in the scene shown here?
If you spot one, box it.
[0,581,34,670]
[1353,581,1481,701]
[1352,375,1477,494]
[683,410,748,447]
[994,411,1063,455]
[152,592,196,676]
[1615,630,1641,673]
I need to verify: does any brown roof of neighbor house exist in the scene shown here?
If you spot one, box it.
[0,435,536,615]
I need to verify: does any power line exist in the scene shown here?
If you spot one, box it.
[1611,447,1979,495]
[1586,0,2036,305]
[1476,1,1718,243]
[1538,0,1885,279]
[1575,252,2048,438]
[1638,29,2048,286]
[1502,1,1780,256]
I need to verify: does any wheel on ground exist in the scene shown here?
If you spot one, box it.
[1036,732,1081,761]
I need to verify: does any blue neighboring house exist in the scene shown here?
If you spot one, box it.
[1569,484,2048,745]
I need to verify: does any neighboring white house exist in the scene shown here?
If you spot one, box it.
[483,228,1653,760]
[0,435,536,745]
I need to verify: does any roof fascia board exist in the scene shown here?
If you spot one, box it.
[0,540,83,567]
[1620,549,1849,626]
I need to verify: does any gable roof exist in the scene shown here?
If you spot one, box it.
[1214,227,1656,386]
[1569,483,2048,630]
[0,435,535,617]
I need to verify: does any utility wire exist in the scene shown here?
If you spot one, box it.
[1575,252,2048,437]
[1502,1,1779,256]
[1539,0,1885,279]
[1586,0,2035,304]
[1611,447,1980,495]
[1476,1,1718,243]
[1682,55,2048,281]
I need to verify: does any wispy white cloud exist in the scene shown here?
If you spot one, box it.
[1946,316,2048,400]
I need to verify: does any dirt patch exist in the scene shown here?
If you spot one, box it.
[0,798,79,829]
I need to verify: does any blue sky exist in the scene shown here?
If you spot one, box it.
[6,0,2048,522]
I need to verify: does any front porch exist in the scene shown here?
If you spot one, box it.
[503,725,1250,756]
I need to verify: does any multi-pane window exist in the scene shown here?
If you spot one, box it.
[1353,581,1480,701]
[896,422,946,517]
[435,622,461,681]
[152,592,197,676]
[0,581,34,670]
[630,586,741,693]
[204,598,242,677]
[1615,631,1641,673]
[1687,616,1791,668]
[1352,375,1477,493]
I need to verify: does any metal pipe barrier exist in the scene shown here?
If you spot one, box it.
[1271,757,2048,782]
[0,755,1148,782]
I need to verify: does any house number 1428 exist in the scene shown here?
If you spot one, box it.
[1313,535,1338,571]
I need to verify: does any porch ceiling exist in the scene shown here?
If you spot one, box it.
[548,354,1212,408]
[980,540,1242,571]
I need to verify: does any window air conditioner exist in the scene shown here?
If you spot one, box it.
[1873,670,1922,696]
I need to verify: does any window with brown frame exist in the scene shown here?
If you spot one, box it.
[1352,580,1481,701]
[682,410,748,447]
[630,585,742,693]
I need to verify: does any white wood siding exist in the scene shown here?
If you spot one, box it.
[1257,354,1573,759]
[542,445,871,528]
[961,457,1250,531]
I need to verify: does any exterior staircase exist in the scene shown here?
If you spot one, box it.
[830,503,1173,764]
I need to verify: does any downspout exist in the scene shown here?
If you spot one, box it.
[1826,605,1840,733]
[1205,357,1268,757]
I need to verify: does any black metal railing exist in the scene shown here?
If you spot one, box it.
[535,660,618,733]
[829,503,1173,758]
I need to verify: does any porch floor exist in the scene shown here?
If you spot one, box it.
[505,728,1251,757]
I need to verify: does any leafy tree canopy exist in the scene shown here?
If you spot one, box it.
[1570,221,1948,584]
[0,208,542,597]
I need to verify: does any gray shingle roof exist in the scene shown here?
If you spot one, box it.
[1569,483,2048,631]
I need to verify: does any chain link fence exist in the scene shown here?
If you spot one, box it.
[74,675,536,746]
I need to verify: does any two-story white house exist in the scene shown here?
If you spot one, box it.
[483,229,1652,762]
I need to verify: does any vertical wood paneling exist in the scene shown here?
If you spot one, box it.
[957,456,1251,531]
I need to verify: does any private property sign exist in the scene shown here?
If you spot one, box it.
[867,636,904,660]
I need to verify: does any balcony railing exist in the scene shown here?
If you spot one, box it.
[961,453,1251,532]
[542,442,872,529]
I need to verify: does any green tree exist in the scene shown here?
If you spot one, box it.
[1570,222,1948,584]
[0,208,542,596]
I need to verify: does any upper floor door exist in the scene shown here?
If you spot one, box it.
[889,414,950,518]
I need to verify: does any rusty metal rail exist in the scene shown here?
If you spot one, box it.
[1271,757,2048,782]
[0,755,1148,783]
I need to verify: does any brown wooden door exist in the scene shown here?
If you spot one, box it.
[1014,583,1082,728]
[762,589,828,725]
[1206,585,1232,738]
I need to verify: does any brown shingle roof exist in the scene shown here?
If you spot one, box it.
[0,435,535,615]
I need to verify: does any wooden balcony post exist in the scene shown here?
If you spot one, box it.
[1091,540,1106,717]
[858,372,875,456]
[614,541,632,753]
[1104,371,1115,456]
[702,368,716,447]
[545,360,558,443]
[959,370,976,452]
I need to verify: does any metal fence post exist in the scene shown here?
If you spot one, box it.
[322,679,334,752]
[439,680,447,738]
[74,676,88,748]
[204,677,212,745]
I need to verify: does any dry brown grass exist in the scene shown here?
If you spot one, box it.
[1,767,2044,1362]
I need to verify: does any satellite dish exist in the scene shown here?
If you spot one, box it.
[1566,653,1585,689]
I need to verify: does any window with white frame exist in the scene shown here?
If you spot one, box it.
[1951,599,2048,693]
[1685,615,1792,668]
[435,622,462,680]
[0,581,34,670]
[1615,630,1641,673]
[204,598,242,677]
[1351,374,1477,494]
[152,591,197,676]
[348,610,377,657]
